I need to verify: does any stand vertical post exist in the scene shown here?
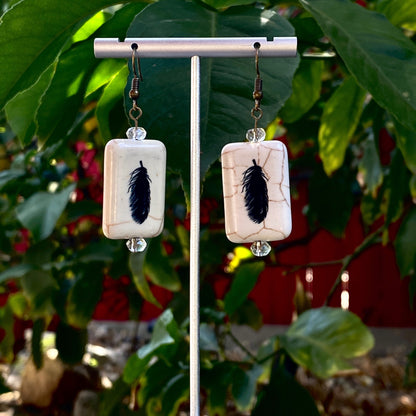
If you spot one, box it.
[94,37,297,416]
[189,55,201,416]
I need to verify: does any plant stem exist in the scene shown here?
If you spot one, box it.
[226,328,257,362]
[325,226,383,305]
[285,258,344,274]
[257,345,282,365]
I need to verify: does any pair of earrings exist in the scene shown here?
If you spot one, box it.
[102,44,291,257]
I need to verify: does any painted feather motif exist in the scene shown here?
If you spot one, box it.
[242,159,269,224]
[128,160,151,224]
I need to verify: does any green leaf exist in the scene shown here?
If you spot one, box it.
[144,235,181,292]
[96,66,129,142]
[76,239,120,263]
[279,60,323,123]
[358,133,383,196]
[251,361,319,416]
[21,270,57,317]
[35,2,148,146]
[383,149,409,225]
[290,14,324,48]
[8,293,29,318]
[200,229,232,269]
[300,0,416,132]
[99,377,131,416]
[0,302,14,362]
[32,318,46,369]
[202,0,257,9]
[128,251,162,308]
[203,362,235,416]
[0,169,25,190]
[377,0,416,31]
[0,0,135,110]
[231,365,262,411]
[85,59,125,97]
[160,373,190,416]
[123,309,180,384]
[394,119,416,174]
[55,321,87,365]
[360,193,382,226]
[71,11,108,43]
[200,323,220,352]
[394,207,416,277]
[410,174,416,201]
[24,239,55,267]
[138,360,178,407]
[307,166,354,237]
[36,41,95,145]
[66,266,103,328]
[5,65,55,146]
[280,307,374,378]
[138,309,180,359]
[224,262,265,316]
[230,299,263,330]
[126,0,298,192]
[0,263,33,284]
[318,77,366,175]
[16,183,76,241]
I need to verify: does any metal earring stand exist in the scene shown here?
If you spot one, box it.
[94,37,297,416]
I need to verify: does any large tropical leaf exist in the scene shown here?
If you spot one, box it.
[394,207,416,278]
[123,309,180,384]
[377,0,416,31]
[15,183,76,241]
[251,362,319,416]
[0,0,137,110]
[280,307,374,378]
[300,0,416,132]
[279,59,323,123]
[318,76,366,176]
[36,2,148,146]
[224,262,264,316]
[124,0,299,193]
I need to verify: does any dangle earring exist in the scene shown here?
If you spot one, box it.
[221,43,292,257]
[102,44,166,252]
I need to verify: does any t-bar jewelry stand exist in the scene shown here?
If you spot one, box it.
[94,37,297,416]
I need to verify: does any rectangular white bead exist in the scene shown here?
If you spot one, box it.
[102,139,166,239]
[221,141,291,243]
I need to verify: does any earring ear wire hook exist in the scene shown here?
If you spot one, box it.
[129,43,144,127]
[254,42,260,79]
[131,43,143,81]
[251,42,263,131]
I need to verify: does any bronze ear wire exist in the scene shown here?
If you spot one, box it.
[251,42,263,134]
[129,43,143,127]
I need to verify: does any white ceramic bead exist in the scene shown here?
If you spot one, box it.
[221,140,291,243]
[102,138,166,239]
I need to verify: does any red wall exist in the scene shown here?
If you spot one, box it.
[96,182,416,327]
[248,182,416,327]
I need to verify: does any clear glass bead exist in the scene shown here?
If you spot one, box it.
[246,128,266,143]
[250,240,271,257]
[126,237,147,253]
[126,127,147,141]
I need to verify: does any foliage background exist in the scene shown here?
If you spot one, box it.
[0,0,416,414]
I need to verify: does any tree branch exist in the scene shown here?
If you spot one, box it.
[225,327,257,362]
[325,226,383,305]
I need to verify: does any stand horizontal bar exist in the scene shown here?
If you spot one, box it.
[94,37,297,58]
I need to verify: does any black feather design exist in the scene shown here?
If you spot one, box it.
[242,159,269,224]
[128,160,151,224]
